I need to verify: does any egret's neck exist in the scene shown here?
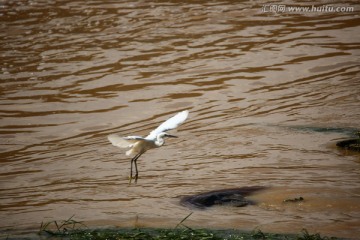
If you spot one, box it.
[155,135,165,147]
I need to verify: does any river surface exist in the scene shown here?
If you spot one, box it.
[1,0,360,239]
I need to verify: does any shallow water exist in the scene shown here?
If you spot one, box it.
[1,0,360,238]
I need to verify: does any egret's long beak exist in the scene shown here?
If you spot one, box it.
[165,134,178,138]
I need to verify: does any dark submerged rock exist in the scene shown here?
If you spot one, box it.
[180,186,266,209]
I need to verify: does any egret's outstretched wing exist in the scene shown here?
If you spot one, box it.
[123,136,146,141]
[146,110,189,140]
[107,134,144,148]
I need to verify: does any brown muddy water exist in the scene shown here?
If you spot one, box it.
[1,0,360,239]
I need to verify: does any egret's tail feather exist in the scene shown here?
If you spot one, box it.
[126,149,133,156]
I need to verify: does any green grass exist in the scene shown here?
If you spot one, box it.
[37,227,340,240]
[36,215,341,240]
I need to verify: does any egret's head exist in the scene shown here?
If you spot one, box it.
[157,132,177,140]
[155,132,177,147]
[159,132,178,139]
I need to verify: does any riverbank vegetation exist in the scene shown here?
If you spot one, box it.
[35,215,340,240]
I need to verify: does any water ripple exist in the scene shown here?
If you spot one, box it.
[1,0,359,237]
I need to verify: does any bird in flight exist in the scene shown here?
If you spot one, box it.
[107,110,189,183]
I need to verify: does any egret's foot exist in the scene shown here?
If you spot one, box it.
[128,175,138,184]
[134,174,138,183]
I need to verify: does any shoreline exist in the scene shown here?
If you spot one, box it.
[2,226,349,240]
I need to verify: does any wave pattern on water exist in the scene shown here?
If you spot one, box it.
[0,0,360,238]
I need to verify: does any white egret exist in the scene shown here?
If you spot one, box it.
[107,110,189,183]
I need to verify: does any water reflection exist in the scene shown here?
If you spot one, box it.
[0,0,359,238]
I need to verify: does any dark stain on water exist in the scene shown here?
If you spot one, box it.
[286,126,359,137]
[180,186,267,209]
[0,0,359,238]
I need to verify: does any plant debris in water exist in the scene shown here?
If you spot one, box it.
[336,131,360,152]
[336,139,360,152]
[283,197,304,203]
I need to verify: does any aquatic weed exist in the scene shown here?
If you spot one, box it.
[39,215,86,236]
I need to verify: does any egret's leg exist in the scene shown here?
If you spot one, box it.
[129,153,142,183]
[130,158,133,180]
[134,153,142,182]
[129,158,133,184]
[129,153,141,183]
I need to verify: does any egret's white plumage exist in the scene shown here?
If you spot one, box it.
[107,110,189,182]
[145,110,189,140]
